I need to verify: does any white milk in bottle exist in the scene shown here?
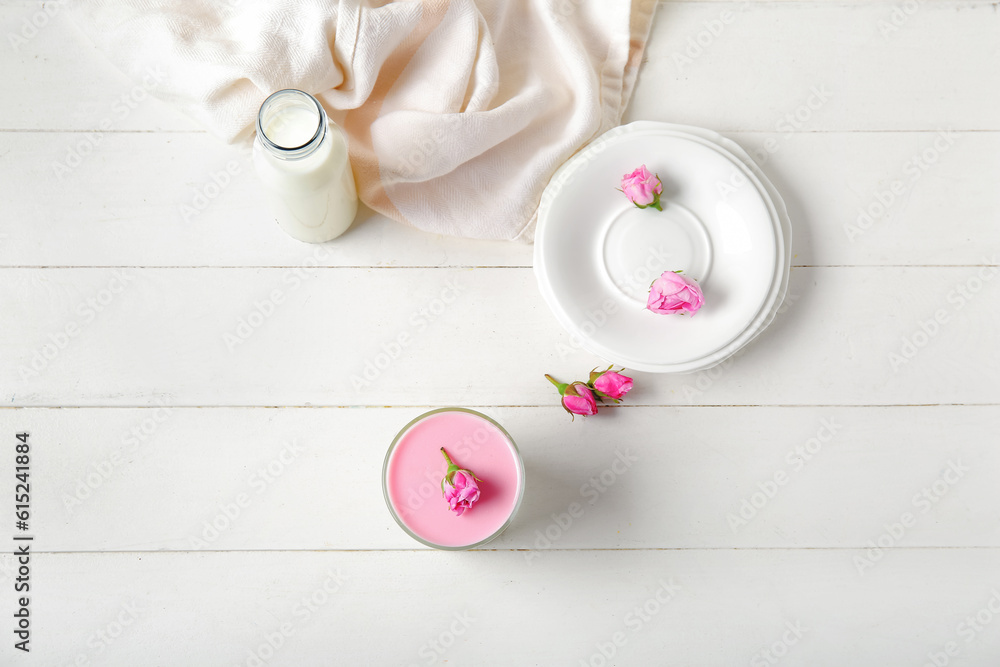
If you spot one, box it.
[253,89,358,243]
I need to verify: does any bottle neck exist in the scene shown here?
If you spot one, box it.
[256,89,327,161]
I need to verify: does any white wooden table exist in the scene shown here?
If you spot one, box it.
[2,1,999,664]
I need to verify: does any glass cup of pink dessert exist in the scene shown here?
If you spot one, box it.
[382,408,525,550]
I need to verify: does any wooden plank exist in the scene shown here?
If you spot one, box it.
[733,129,999,267]
[2,549,998,665]
[3,3,1000,133]
[630,1,1000,131]
[0,267,997,406]
[0,5,201,132]
[1,405,995,552]
[0,132,533,268]
[1,130,995,267]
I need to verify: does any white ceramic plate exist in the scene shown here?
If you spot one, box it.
[677,124,792,371]
[534,121,791,373]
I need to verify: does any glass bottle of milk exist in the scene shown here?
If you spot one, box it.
[253,89,358,243]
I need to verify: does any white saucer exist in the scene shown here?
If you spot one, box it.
[534,121,791,373]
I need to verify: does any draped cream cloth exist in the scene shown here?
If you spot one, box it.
[74,0,656,241]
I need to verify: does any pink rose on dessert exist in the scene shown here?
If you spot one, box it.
[621,165,663,211]
[590,367,633,402]
[440,448,481,516]
[647,270,704,316]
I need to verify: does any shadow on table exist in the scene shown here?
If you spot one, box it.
[492,407,638,555]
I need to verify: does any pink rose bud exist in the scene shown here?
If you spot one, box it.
[546,375,599,418]
[440,448,481,516]
[562,383,598,416]
[647,270,704,316]
[621,165,663,211]
[590,366,633,402]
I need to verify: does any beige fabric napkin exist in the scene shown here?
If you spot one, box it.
[74,0,656,241]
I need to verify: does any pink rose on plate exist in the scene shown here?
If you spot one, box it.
[590,366,633,402]
[621,165,663,211]
[545,375,599,418]
[440,448,481,516]
[647,270,704,316]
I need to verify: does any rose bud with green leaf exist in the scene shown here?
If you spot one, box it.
[621,165,663,211]
[546,375,599,417]
[589,366,633,402]
[440,448,481,516]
